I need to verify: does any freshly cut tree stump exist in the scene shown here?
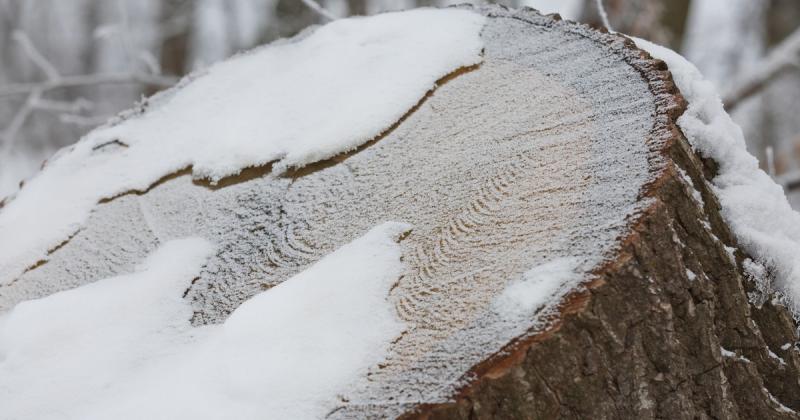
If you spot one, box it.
[2,5,799,419]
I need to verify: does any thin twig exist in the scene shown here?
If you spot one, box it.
[139,50,161,75]
[766,146,776,177]
[0,72,178,98]
[723,27,800,111]
[32,97,93,114]
[778,170,800,192]
[0,14,179,178]
[0,90,42,154]
[59,113,113,127]
[116,0,136,68]
[595,0,613,32]
[300,0,336,22]
[11,30,60,82]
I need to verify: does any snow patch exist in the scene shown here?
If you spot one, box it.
[768,348,787,366]
[765,387,796,414]
[676,165,704,207]
[0,222,410,419]
[743,257,767,280]
[720,347,750,363]
[635,38,800,316]
[724,245,736,263]
[0,8,486,285]
[495,257,583,317]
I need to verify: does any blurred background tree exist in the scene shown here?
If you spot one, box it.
[1,0,798,207]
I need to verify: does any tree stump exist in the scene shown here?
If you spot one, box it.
[2,5,799,419]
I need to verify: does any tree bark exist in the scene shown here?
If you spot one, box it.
[3,5,798,419]
[399,7,800,419]
[404,95,800,420]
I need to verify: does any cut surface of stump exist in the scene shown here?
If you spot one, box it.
[1,6,799,419]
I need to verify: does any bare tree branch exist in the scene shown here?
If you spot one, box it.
[59,113,113,127]
[300,0,337,22]
[116,0,135,68]
[778,170,800,192]
[32,97,93,113]
[0,24,178,166]
[723,27,800,111]
[0,97,96,162]
[11,30,60,82]
[0,90,42,154]
[766,146,776,177]
[0,72,178,98]
[595,0,613,32]
[138,50,162,75]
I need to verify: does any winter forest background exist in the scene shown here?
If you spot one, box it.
[1,0,798,206]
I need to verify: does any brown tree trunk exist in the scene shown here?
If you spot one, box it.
[404,98,800,420]
[399,7,800,419]
[4,5,798,419]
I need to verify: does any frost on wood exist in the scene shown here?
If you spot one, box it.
[636,37,800,319]
[0,8,485,284]
[0,6,664,415]
[2,5,800,419]
[0,223,408,419]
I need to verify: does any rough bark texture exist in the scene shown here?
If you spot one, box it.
[403,134,800,420]
[3,5,798,419]
[401,7,800,420]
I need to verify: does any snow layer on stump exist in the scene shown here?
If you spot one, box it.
[0,8,485,285]
[0,223,408,419]
[0,6,695,418]
[636,38,800,318]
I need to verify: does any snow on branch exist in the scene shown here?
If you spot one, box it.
[300,0,337,22]
[723,27,800,111]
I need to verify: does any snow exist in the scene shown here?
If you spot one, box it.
[0,237,214,419]
[495,257,583,317]
[95,8,484,179]
[635,38,800,317]
[0,222,409,419]
[676,165,704,207]
[766,387,797,414]
[767,348,787,366]
[743,257,767,279]
[720,347,750,363]
[1,10,666,414]
[0,8,486,285]
[4,7,753,415]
